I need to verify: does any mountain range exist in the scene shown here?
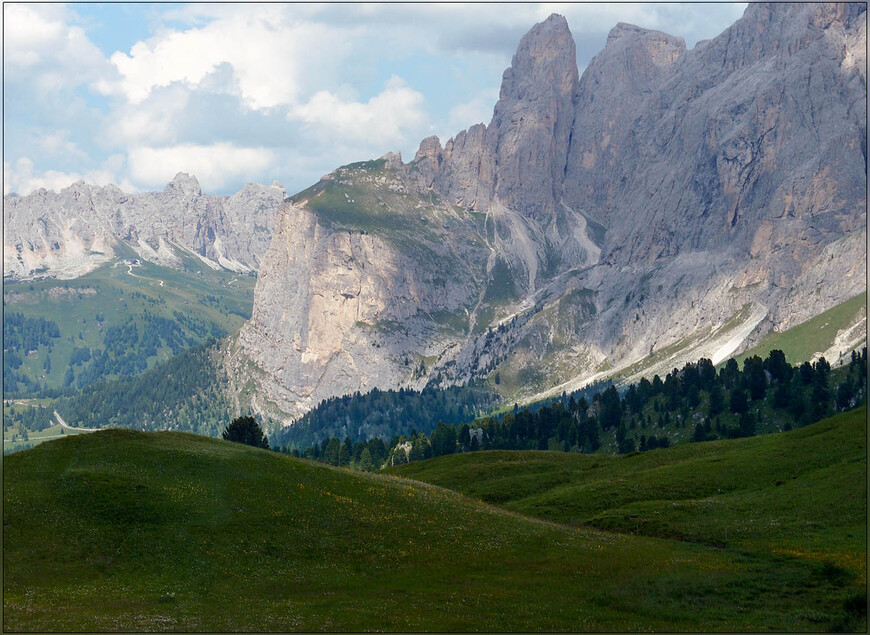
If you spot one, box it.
[4,173,286,279]
[4,2,866,426]
[234,2,866,421]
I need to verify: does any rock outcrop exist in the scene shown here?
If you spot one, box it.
[3,174,286,279]
[414,14,579,218]
[233,160,492,419]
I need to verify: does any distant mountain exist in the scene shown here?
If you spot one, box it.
[3,173,286,279]
[236,3,866,422]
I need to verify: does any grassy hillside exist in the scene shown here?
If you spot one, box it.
[3,339,238,454]
[389,408,867,622]
[736,292,866,366]
[5,426,864,631]
[3,251,255,395]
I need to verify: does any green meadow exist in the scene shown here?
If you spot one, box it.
[389,408,867,629]
[736,292,866,366]
[4,409,866,631]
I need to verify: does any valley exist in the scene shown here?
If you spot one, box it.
[3,252,255,395]
[2,256,255,453]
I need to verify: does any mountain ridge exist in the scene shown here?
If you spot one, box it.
[237,4,866,421]
[4,5,865,425]
[3,173,286,279]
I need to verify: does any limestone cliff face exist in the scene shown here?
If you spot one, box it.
[3,173,285,279]
[583,2,866,273]
[240,3,866,420]
[236,161,492,418]
[562,23,687,228]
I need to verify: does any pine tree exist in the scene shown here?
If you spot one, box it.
[324,438,342,465]
[222,416,270,450]
[359,447,374,471]
[708,384,725,417]
[730,386,748,414]
[338,443,351,466]
[743,356,767,400]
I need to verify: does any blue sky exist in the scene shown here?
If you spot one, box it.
[4,2,746,196]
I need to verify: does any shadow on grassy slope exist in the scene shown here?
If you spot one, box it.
[4,414,866,631]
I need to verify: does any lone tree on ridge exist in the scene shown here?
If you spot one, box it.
[222,416,270,450]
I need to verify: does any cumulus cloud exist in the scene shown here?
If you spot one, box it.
[4,4,66,68]
[5,156,134,196]
[291,77,427,148]
[127,143,275,192]
[4,4,114,84]
[101,8,354,110]
[36,131,89,161]
[105,84,192,146]
[446,94,499,133]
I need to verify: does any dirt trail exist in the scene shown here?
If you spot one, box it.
[126,263,164,287]
[54,411,101,432]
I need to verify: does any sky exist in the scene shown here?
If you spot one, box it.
[3,2,747,197]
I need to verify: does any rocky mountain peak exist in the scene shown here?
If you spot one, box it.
[5,174,284,279]
[602,22,686,65]
[500,13,577,101]
[407,13,581,216]
[381,151,403,170]
[605,22,646,45]
[165,172,202,198]
[412,136,444,186]
[414,136,443,163]
[704,2,866,79]
[484,13,579,216]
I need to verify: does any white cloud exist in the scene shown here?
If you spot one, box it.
[37,131,88,161]
[5,156,134,196]
[127,143,275,192]
[105,84,192,146]
[4,4,64,68]
[291,77,427,148]
[4,4,113,85]
[446,94,499,132]
[102,8,354,111]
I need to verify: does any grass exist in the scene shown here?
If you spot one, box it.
[289,161,423,234]
[3,408,92,453]
[736,292,866,366]
[4,413,866,631]
[389,408,867,630]
[482,257,521,305]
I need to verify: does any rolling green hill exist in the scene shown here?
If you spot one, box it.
[389,408,867,624]
[4,422,865,631]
